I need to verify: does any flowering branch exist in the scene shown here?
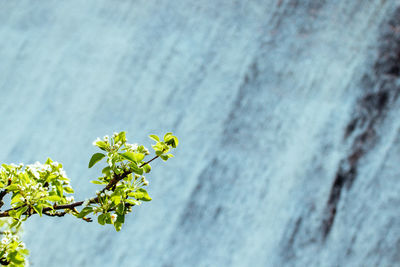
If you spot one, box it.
[0,131,178,266]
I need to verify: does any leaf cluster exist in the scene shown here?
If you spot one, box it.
[0,131,178,266]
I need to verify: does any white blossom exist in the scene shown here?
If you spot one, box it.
[92,137,101,146]
[126,143,138,150]
[82,199,90,207]
[51,161,60,168]
[30,169,40,179]
[60,169,68,178]
[111,214,117,223]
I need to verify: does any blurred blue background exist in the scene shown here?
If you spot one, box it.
[0,1,399,266]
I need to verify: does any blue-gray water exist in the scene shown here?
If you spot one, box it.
[0,1,399,266]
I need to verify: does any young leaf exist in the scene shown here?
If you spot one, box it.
[102,166,112,176]
[121,152,144,163]
[129,188,152,201]
[149,134,160,142]
[160,154,169,161]
[77,207,93,218]
[33,205,43,217]
[46,195,62,202]
[163,132,173,141]
[117,214,125,224]
[94,141,109,151]
[64,186,74,193]
[88,153,106,168]
[11,193,22,205]
[90,180,106,185]
[98,213,106,225]
[16,206,28,219]
[130,163,143,175]
[115,131,126,144]
[114,221,123,232]
[143,164,151,173]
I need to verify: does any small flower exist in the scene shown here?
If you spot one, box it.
[143,180,149,186]
[111,214,117,223]
[60,169,68,178]
[66,196,74,202]
[83,199,90,207]
[31,169,40,179]
[126,143,138,150]
[1,238,8,245]
[51,161,60,168]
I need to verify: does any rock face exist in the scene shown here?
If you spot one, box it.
[0,1,399,266]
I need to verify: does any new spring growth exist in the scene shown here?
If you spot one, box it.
[0,131,178,266]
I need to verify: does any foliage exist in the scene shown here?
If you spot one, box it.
[0,131,178,266]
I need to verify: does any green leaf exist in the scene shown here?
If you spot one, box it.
[5,184,19,192]
[117,214,125,224]
[11,193,22,204]
[105,212,112,224]
[9,251,25,264]
[10,219,21,229]
[64,186,74,193]
[19,249,29,256]
[56,184,63,197]
[102,166,112,176]
[16,206,28,219]
[114,221,123,232]
[160,154,169,161]
[143,164,151,173]
[115,131,126,144]
[149,134,160,142]
[94,141,108,151]
[33,205,43,217]
[130,163,143,175]
[116,203,125,215]
[111,195,121,205]
[89,153,106,168]
[46,195,62,202]
[125,199,140,205]
[163,133,178,148]
[98,213,106,225]
[129,188,152,201]
[163,132,173,141]
[77,207,93,219]
[121,152,145,163]
[90,180,106,185]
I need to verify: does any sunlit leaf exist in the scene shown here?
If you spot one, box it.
[88,153,106,168]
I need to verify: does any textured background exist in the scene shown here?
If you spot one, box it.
[0,1,399,266]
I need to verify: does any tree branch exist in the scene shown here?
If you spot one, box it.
[0,155,160,219]
[139,155,159,168]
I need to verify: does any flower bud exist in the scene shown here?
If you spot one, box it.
[111,214,117,223]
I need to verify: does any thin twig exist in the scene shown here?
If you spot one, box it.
[139,155,159,168]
